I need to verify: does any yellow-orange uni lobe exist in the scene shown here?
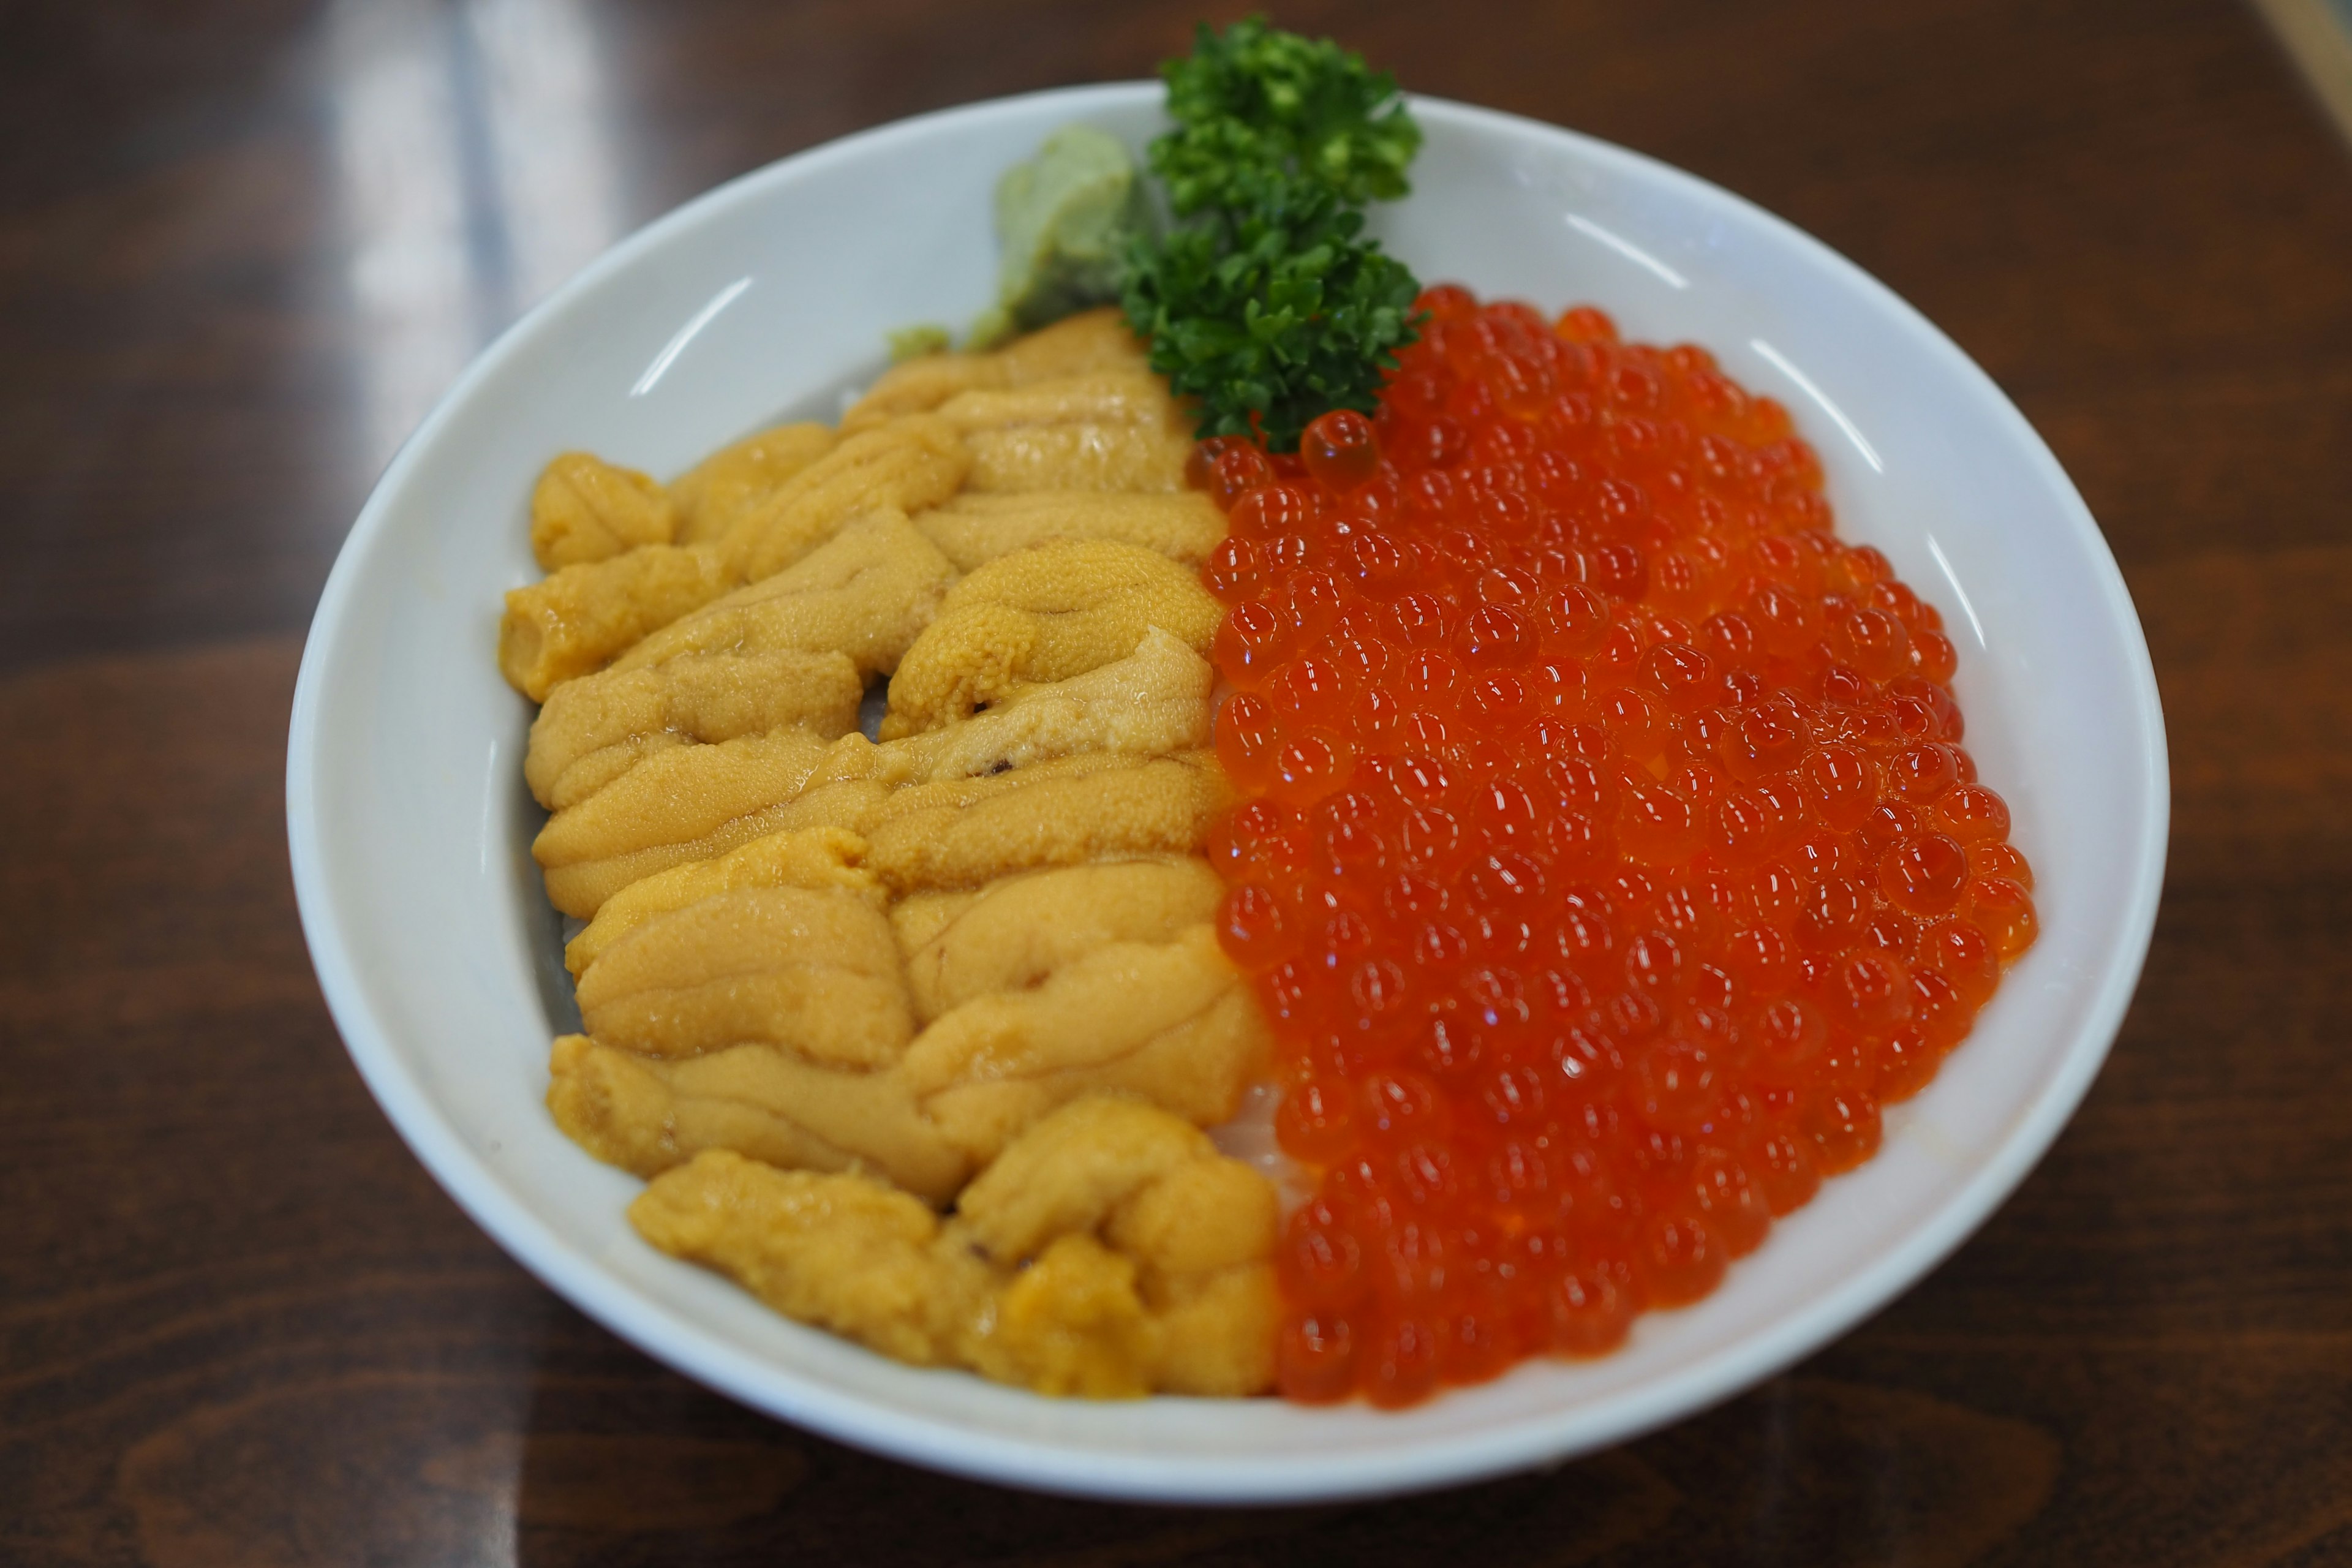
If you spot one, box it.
[625,1096,1278,1397]
[1198,284,2037,1409]
[880,538,1223,739]
[530,451,679,569]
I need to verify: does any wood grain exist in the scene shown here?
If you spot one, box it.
[2,0,2348,1561]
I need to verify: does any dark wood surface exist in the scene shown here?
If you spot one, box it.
[4,0,2348,1561]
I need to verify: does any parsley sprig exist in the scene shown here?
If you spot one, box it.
[1121,18,1425,452]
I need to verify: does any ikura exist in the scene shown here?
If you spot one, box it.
[1200,288,2038,1408]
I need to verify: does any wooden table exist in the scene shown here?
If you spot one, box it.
[5,1,2348,1561]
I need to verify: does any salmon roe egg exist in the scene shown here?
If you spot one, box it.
[1196,287,2036,1408]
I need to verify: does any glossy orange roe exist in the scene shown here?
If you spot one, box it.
[1196,287,2038,1409]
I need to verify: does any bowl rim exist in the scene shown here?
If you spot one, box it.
[287,80,2169,1503]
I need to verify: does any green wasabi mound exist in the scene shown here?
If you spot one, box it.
[967,126,1153,352]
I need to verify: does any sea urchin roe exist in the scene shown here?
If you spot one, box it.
[1197,288,2038,1408]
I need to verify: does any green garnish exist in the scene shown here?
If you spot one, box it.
[1121,18,1424,451]
[886,323,952,362]
[1153,17,1422,213]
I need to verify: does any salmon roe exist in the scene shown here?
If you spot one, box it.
[1196,288,2038,1408]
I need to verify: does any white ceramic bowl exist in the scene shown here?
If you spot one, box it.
[287,83,2167,1503]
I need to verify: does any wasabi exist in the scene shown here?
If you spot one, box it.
[965,126,1153,351]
